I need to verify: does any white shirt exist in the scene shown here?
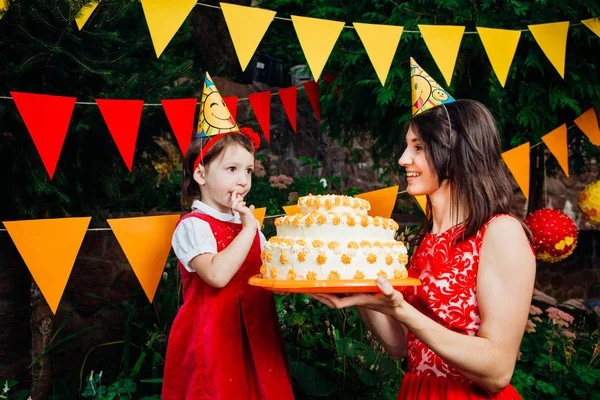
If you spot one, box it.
[172,200,266,272]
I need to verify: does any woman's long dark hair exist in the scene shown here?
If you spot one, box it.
[180,132,255,210]
[410,99,531,243]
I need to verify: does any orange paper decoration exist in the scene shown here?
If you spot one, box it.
[107,215,180,302]
[3,217,91,313]
[283,205,300,215]
[501,143,530,200]
[542,124,569,177]
[355,186,399,218]
[574,108,600,146]
[253,207,267,229]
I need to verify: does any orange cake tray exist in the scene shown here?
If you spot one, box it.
[248,274,421,293]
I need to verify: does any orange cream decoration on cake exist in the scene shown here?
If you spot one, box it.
[260,264,267,275]
[262,194,409,281]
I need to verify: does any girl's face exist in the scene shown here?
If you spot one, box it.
[194,144,254,213]
[398,128,440,196]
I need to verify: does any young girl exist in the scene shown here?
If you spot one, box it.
[310,99,536,399]
[162,131,295,400]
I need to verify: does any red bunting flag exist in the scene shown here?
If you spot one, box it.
[96,99,144,172]
[323,73,338,84]
[278,86,297,133]
[11,92,76,179]
[248,91,271,142]
[223,96,238,121]
[303,80,320,121]
[161,98,197,156]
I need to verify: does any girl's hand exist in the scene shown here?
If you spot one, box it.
[231,192,255,229]
[308,277,407,320]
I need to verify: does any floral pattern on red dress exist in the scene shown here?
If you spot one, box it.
[405,216,505,382]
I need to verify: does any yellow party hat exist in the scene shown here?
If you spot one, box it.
[410,58,454,116]
[196,72,239,138]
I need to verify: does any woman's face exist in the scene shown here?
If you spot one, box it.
[398,128,440,196]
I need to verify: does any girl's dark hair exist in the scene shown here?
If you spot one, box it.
[409,99,531,243]
[180,132,255,210]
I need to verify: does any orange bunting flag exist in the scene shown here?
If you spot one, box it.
[278,86,298,133]
[528,21,569,78]
[303,80,320,121]
[574,108,600,146]
[542,124,569,177]
[502,143,530,200]
[291,15,345,81]
[75,0,100,30]
[283,205,299,216]
[161,98,197,156]
[415,195,428,213]
[476,27,521,87]
[3,217,91,314]
[220,3,276,71]
[141,0,197,58]
[355,186,399,218]
[418,25,465,86]
[253,207,267,229]
[582,18,600,38]
[11,92,77,180]
[248,91,271,142]
[107,215,180,303]
[96,99,144,172]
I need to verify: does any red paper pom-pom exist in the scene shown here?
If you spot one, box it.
[239,127,261,149]
[524,208,578,263]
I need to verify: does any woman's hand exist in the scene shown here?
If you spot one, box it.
[231,192,256,229]
[308,277,407,320]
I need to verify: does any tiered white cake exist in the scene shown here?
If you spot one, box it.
[261,194,409,281]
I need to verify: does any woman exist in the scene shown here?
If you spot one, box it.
[310,100,535,399]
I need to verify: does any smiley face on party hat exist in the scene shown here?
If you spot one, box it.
[196,72,239,138]
[410,58,455,116]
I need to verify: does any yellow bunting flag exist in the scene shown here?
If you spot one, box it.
[528,21,569,78]
[542,124,569,177]
[221,3,276,71]
[0,0,8,20]
[355,186,399,218]
[574,108,600,146]
[75,0,100,30]
[352,23,403,86]
[501,143,530,200]
[283,205,300,216]
[3,217,91,314]
[415,195,428,213]
[418,25,465,86]
[253,207,267,229]
[476,27,521,87]
[107,215,180,302]
[141,0,197,58]
[291,15,345,81]
[582,18,600,37]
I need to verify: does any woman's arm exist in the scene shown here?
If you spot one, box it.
[356,307,408,359]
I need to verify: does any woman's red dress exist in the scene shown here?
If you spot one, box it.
[162,213,294,400]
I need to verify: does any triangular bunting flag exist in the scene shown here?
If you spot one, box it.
[501,142,530,200]
[323,73,338,84]
[574,108,600,146]
[141,0,197,58]
[223,96,238,121]
[161,98,197,157]
[291,15,345,81]
[355,186,399,218]
[283,205,299,216]
[476,27,521,87]
[415,195,427,213]
[248,91,271,142]
[0,0,8,20]
[11,92,76,179]
[582,18,600,37]
[542,124,569,177]
[107,215,180,302]
[75,0,100,30]
[253,207,267,229]
[3,217,91,314]
[528,21,569,78]
[418,25,465,86]
[303,80,320,121]
[220,3,276,71]
[353,22,403,86]
[96,99,144,172]
[278,86,297,133]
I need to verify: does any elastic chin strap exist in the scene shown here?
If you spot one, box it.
[193,136,218,171]
[441,104,453,179]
